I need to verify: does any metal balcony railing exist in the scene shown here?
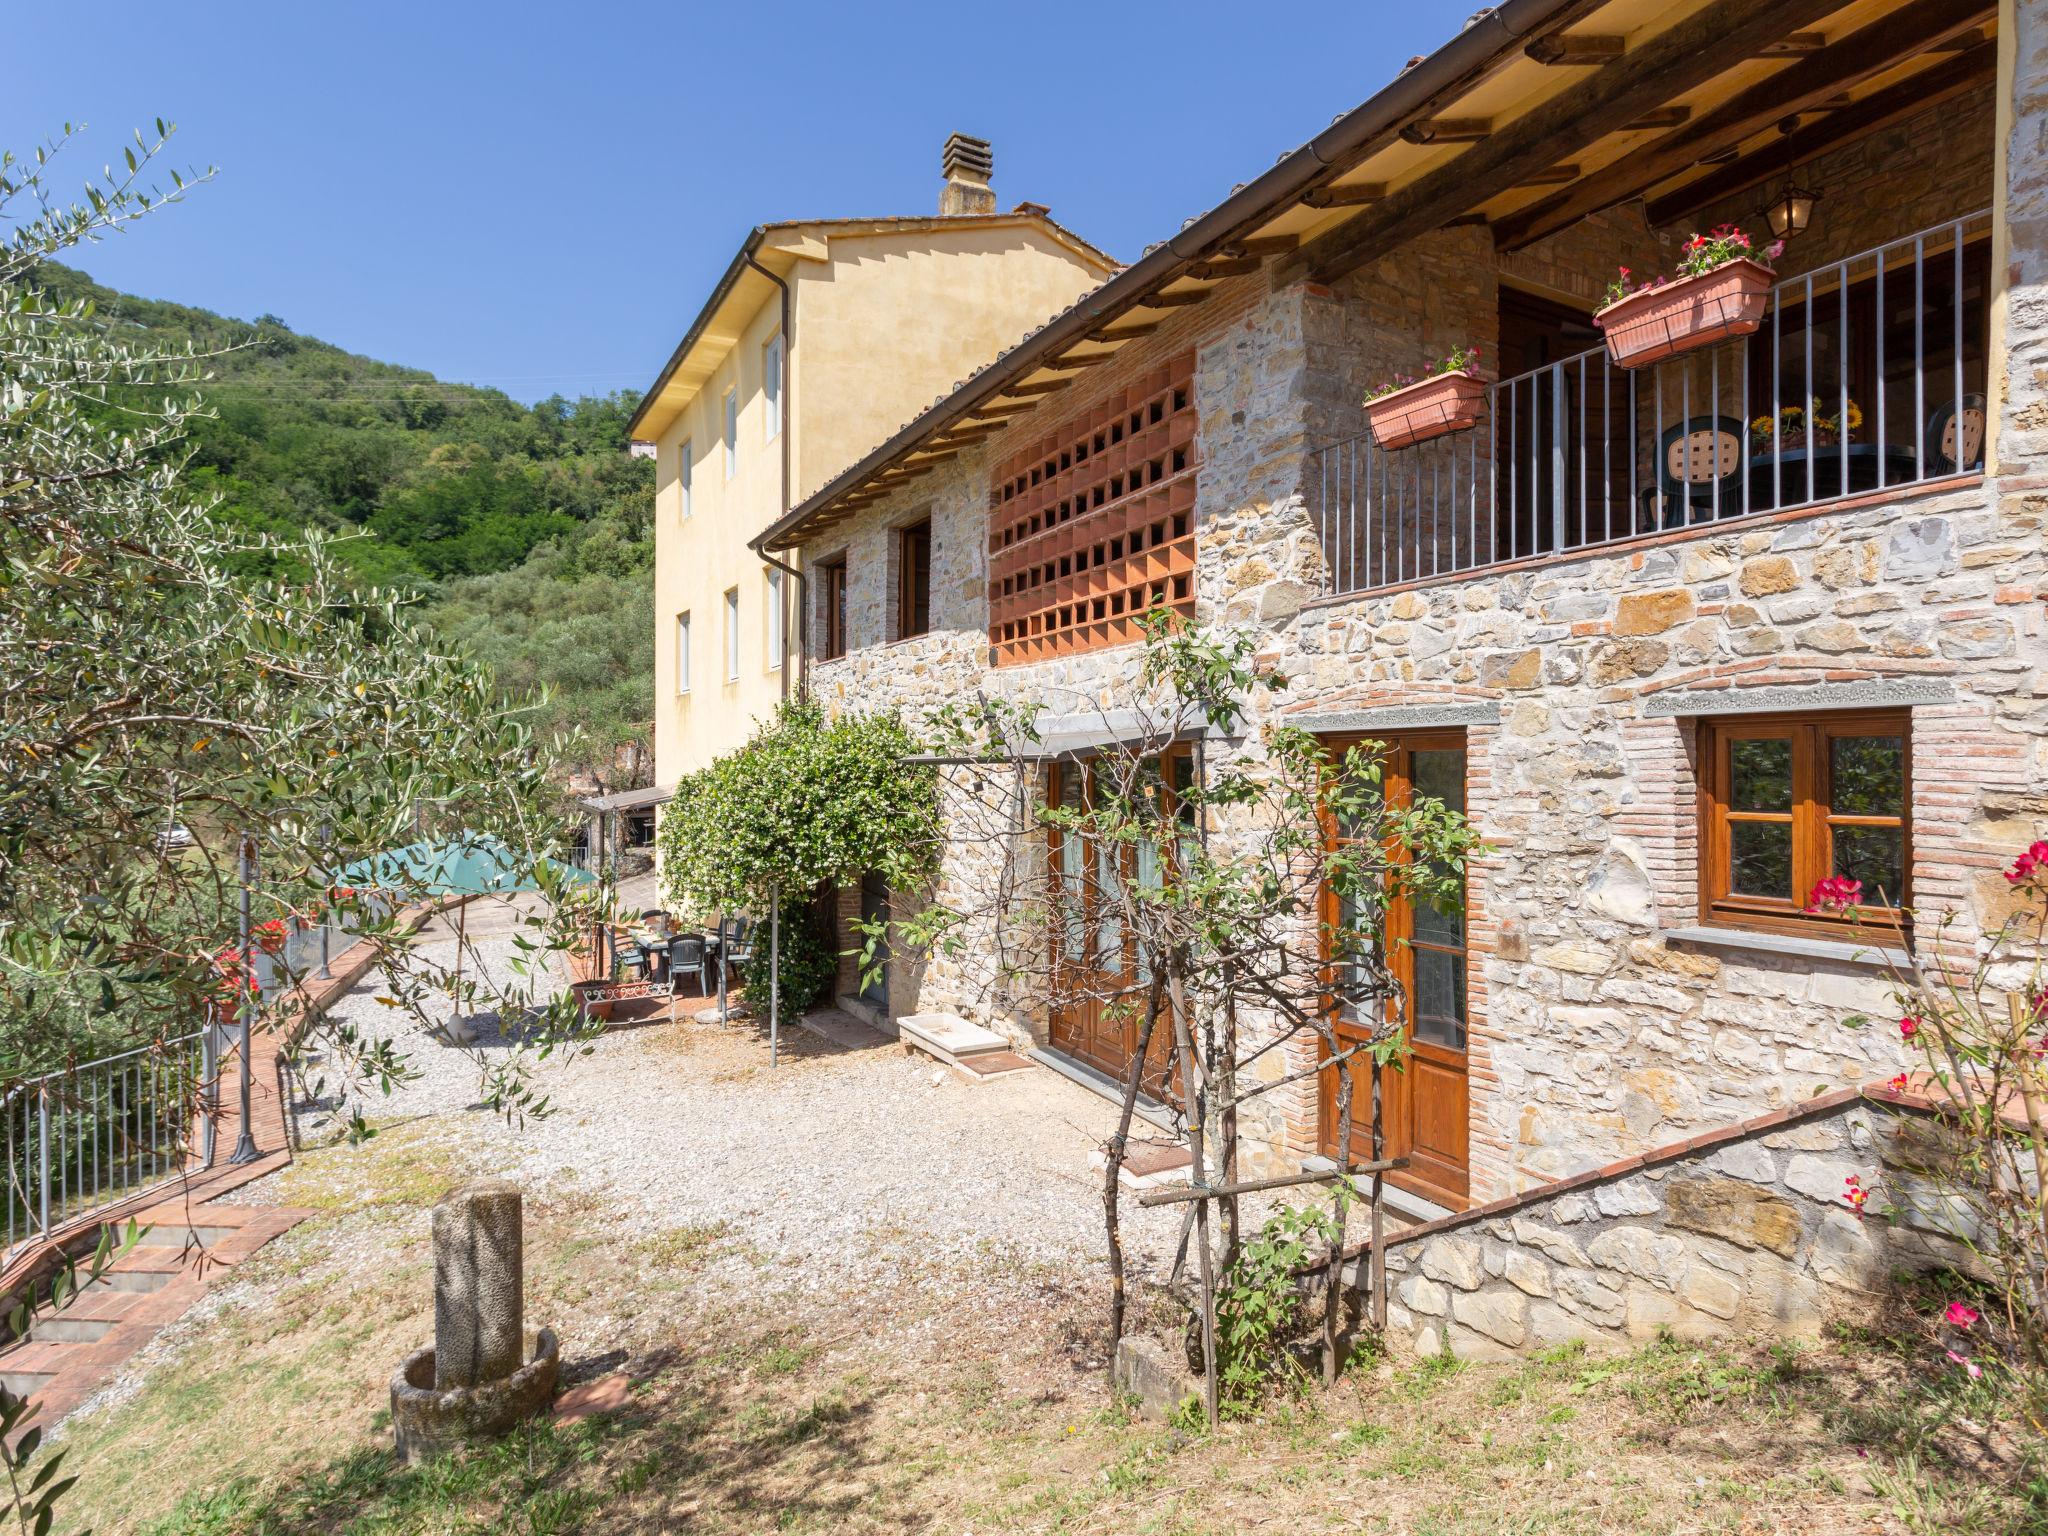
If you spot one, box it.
[1311,210,1992,598]
[2,1033,206,1257]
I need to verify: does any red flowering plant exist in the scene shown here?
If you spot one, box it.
[1364,343,1484,403]
[1815,837,2048,1423]
[1601,224,1786,308]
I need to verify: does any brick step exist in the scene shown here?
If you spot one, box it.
[31,1289,149,1344]
[86,1248,193,1294]
[0,1341,73,1397]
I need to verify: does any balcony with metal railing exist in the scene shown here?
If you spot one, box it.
[1308,211,1992,601]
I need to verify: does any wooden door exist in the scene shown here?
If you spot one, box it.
[1319,733,1472,1208]
[1045,754,1179,1100]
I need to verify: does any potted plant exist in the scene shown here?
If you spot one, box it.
[1596,226,1784,369]
[1364,345,1488,451]
[568,976,616,1023]
[1748,396,1862,453]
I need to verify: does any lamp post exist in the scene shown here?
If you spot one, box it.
[228,832,261,1164]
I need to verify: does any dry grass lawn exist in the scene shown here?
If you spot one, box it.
[48,1121,2047,1536]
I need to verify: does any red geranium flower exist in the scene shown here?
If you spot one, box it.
[1806,876,1863,913]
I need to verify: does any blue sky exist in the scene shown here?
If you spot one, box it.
[11,2,1473,404]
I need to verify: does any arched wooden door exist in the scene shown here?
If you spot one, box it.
[1045,753,1184,1102]
[1318,732,1472,1208]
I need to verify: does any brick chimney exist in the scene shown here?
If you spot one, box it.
[940,134,996,216]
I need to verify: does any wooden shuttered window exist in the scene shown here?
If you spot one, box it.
[897,520,932,640]
[1698,709,1910,937]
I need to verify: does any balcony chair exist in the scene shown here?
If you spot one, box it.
[1643,416,1748,530]
[1927,393,1986,474]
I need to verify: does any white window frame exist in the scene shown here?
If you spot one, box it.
[724,587,740,682]
[762,332,784,443]
[765,566,784,672]
[723,387,738,479]
[675,611,692,695]
[678,438,692,518]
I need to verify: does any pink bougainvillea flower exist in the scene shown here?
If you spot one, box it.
[1900,1015,1922,1040]
[1945,1349,1984,1380]
[1945,1302,1980,1329]
[1806,876,1863,913]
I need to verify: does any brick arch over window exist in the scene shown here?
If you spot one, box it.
[987,355,1199,663]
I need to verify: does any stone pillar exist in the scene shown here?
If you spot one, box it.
[432,1179,524,1390]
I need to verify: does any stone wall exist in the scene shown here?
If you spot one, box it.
[1379,1088,1975,1360]
[793,70,2048,1205]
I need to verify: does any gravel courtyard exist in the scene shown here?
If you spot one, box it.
[294,898,1219,1298]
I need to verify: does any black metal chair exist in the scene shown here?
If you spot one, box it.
[665,934,709,996]
[1642,415,1748,529]
[1927,392,1987,473]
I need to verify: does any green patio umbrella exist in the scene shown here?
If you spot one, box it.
[333,832,592,994]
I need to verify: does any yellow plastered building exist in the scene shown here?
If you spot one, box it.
[629,137,1117,787]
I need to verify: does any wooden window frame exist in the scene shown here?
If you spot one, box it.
[897,519,932,641]
[1697,708,1911,939]
[818,556,848,660]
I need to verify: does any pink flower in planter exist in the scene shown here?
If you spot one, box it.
[1806,876,1862,913]
[1945,1302,1981,1329]
[1945,1348,1983,1381]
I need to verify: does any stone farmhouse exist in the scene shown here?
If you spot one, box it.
[743,0,2047,1352]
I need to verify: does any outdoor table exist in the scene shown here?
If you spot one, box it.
[1745,443,1923,508]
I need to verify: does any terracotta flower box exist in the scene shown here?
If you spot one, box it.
[1366,370,1489,451]
[1596,258,1774,370]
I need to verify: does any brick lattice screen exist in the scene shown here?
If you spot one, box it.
[987,354,1198,664]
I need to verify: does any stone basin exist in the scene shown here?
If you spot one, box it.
[391,1327,561,1464]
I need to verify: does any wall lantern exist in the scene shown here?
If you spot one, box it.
[1761,116,1820,241]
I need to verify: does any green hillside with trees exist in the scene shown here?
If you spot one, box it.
[33,263,654,783]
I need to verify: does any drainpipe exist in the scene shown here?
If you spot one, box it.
[745,253,806,700]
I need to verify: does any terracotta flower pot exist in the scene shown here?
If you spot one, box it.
[568,978,615,1023]
[1596,258,1774,370]
[1366,369,1490,451]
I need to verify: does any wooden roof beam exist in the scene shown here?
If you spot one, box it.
[1002,379,1073,397]
[1400,117,1492,144]
[1757,32,1826,55]
[1135,288,1211,308]
[968,401,1035,420]
[1527,33,1625,66]
[1494,0,1996,251]
[1514,164,1581,187]
[1624,105,1692,130]
[1087,321,1158,342]
[1308,0,1615,184]
[1221,233,1299,258]
[1186,256,1262,279]
[1287,0,1851,285]
[1300,182,1388,209]
[1039,353,1117,371]
[1642,42,1997,227]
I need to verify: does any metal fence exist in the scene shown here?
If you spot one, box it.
[1,1033,207,1256]
[1311,210,1992,598]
